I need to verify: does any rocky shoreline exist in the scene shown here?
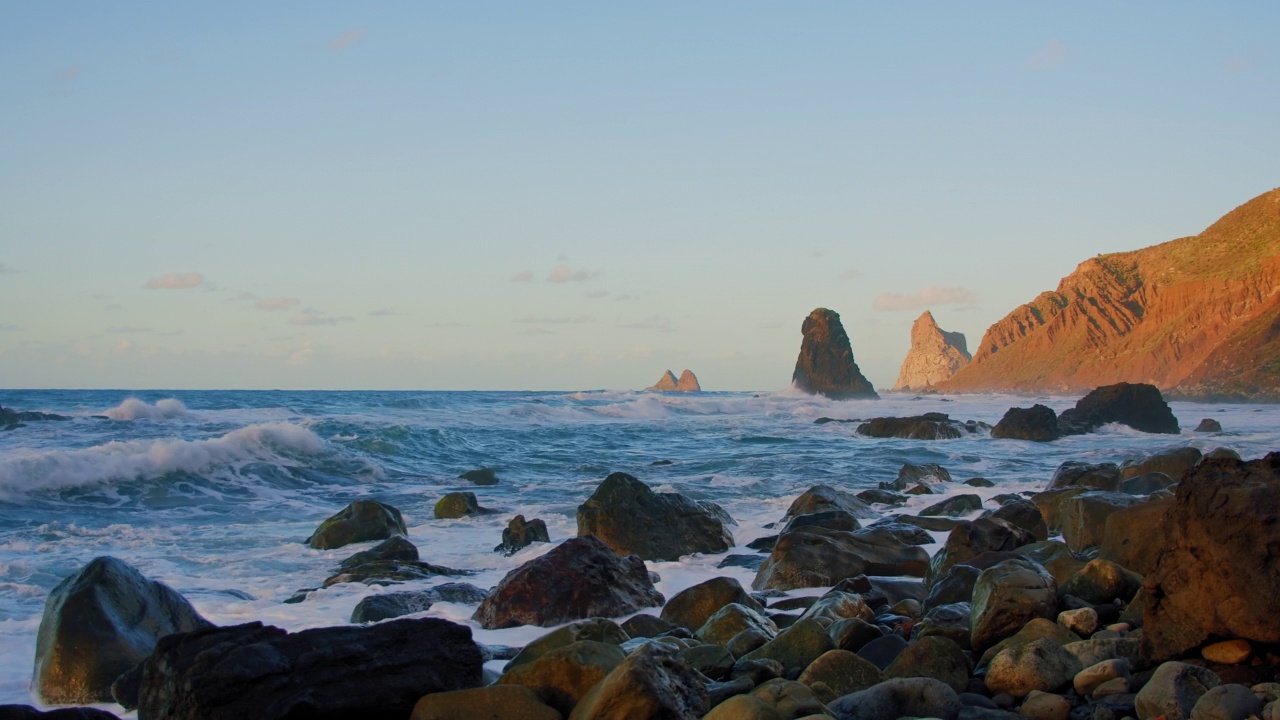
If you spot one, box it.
[10,386,1280,720]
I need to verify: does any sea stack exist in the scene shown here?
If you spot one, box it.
[792,308,878,399]
[892,310,971,391]
[648,369,701,392]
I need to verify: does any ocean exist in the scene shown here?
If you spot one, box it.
[0,388,1275,712]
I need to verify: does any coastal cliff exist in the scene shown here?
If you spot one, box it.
[892,311,971,391]
[939,187,1280,401]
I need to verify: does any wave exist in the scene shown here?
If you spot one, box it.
[102,397,190,421]
[0,422,333,494]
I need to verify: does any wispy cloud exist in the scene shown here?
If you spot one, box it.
[368,308,398,316]
[288,342,316,365]
[106,326,151,334]
[511,270,534,282]
[547,265,599,284]
[255,296,300,311]
[839,269,862,281]
[618,316,676,332]
[330,28,365,53]
[144,272,204,290]
[873,285,977,311]
[516,314,595,325]
[1029,38,1066,69]
[0,324,20,332]
[0,263,16,275]
[288,309,354,326]
[1225,46,1262,74]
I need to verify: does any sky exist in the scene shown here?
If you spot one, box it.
[1,3,1278,391]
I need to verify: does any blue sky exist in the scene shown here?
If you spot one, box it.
[1,3,1277,390]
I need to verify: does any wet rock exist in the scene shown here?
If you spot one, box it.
[828,617,884,653]
[1120,447,1203,481]
[782,510,862,534]
[746,678,830,718]
[984,637,1082,698]
[411,685,560,720]
[753,526,929,591]
[928,517,1036,587]
[857,488,909,506]
[991,404,1061,441]
[338,536,419,568]
[983,499,1050,542]
[1202,639,1252,665]
[718,554,765,570]
[1133,661,1222,720]
[921,494,983,517]
[917,602,973,650]
[1142,454,1280,662]
[925,564,982,610]
[696,603,779,646]
[791,307,879,400]
[799,590,874,626]
[895,462,955,487]
[785,485,878,520]
[322,558,468,588]
[576,472,734,561]
[506,618,630,670]
[32,556,212,704]
[1119,471,1177,495]
[864,521,934,546]
[1059,559,1143,605]
[435,491,489,519]
[1032,488,1090,535]
[1189,684,1263,720]
[1096,497,1172,576]
[970,558,1059,654]
[857,633,909,670]
[620,614,672,639]
[136,618,483,720]
[976,618,1081,669]
[306,499,407,550]
[350,582,489,623]
[499,640,626,715]
[677,644,733,681]
[496,515,550,555]
[566,643,708,720]
[661,577,765,632]
[858,413,987,440]
[459,467,500,485]
[966,477,997,487]
[826,677,963,720]
[1195,418,1223,433]
[884,635,971,692]
[473,536,663,629]
[1047,462,1122,492]
[0,708,120,720]
[741,618,834,675]
[1060,492,1141,553]
[1074,658,1130,697]
[796,649,882,703]
[1057,382,1180,436]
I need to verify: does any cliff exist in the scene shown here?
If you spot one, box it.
[892,311,972,391]
[939,188,1280,400]
[792,308,879,399]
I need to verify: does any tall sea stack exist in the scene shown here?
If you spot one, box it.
[893,310,971,391]
[792,308,878,399]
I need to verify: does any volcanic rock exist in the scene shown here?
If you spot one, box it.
[648,370,679,391]
[785,485,878,520]
[32,556,212,704]
[660,577,764,632]
[676,369,701,391]
[435,491,489,519]
[566,643,708,720]
[893,310,972,391]
[1196,418,1223,432]
[969,558,1059,654]
[576,472,733,561]
[411,685,560,720]
[752,526,930,591]
[1057,382,1181,435]
[136,618,483,720]
[495,515,550,555]
[791,307,878,399]
[459,467,499,485]
[857,413,987,440]
[498,640,626,716]
[306,499,407,550]
[826,677,963,720]
[991,404,1061,441]
[473,536,663,629]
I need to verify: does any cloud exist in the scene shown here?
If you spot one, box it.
[330,28,365,53]
[288,309,354,326]
[255,296,300,311]
[516,314,595,325]
[547,265,599,284]
[106,326,151,334]
[839,269,862,281]
[288,342,316,365]
[0,324,20,332]
[1225,46,1261,74]
[585,290,610,299]
[144,272,204,290]
[873,285,977,311]
[114,339,132,353]
[59,66,81,83]
[0,263,16,274]
[1029,38,1066,68]
[618,316,676,333]
[368,308,398,316]
[511,270,534,282]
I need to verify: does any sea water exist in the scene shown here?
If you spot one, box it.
[0,388,1275,713]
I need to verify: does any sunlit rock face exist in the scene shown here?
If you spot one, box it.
[893,311,971,391]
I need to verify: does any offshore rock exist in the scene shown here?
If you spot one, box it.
[473,536,663,629]
[893,310,972,391]
[136,618,483,720]
[676,369,701,391]
[856,413,988,440]
[495,515,550,555]
[577,472,733,561]
[991,404,1061,441]
[1057,382,1180,435]
[792,307,878,399]
[305,499,407,550]
[32,556,212,704]
[648,370,679,391]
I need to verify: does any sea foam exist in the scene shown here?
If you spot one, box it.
[102,397,190,420]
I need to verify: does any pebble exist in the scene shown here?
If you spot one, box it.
[1019,690,1071,720]
[1058,608,1098,636]
[1202,639,1252,665]
[1075,658,1130,697]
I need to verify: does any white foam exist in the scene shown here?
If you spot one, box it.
[102,397,191,421]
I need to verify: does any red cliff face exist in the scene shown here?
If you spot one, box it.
[939,188,1280,401]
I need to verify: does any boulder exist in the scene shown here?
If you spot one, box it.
[435,491,487,519]
[350,582,489,623]
[742,618,834,675]
[576,472,733,561]
[916,602,973,650]
[991,405,1060,441]
[925,565,982,610]
[782,510,862,534]
[970,558,1058,654]
[826,677,963,720]
[796,650,883,703]
[1046,462,1122,492]
[1120,447,1203,481]
[857,413,987,440]
[506,618,630,670]
[828,617,884,653]
[411,685,561,720]
[1059,559,1143,605]
[32,556,212,704]
[857,633,909,670]
[306,499,407,549]
[677,644,733,681]
[753,526,929,591]
[1032,488,1090,534]
[1057,607,1098,637]
[785,486,878,520]
[1133,661,1222,720]
[920,494,983,517]
[976,618,1081,669]
[473,536,663,629]
[459,467,500,485]
[928,518,1036,587]
[620,614,673,640]
[1189,684,1262,720]
[1142,454,1280,661]
[660,577,764,631]
[1063,637,1144,671]
[498,640,626,715]
[1196,418,1223,433]
[1013,541,1086,587]
[791,307,879,399]
[798,590,874,625]
[983,499,1049,542]
[695,603,778,646]
[136,618,483,720]
[322,558,467,588]
[567,643,708,720]
[0,708,119,720]
[883,635,971,693]
[1060,492,1141,553]
[496,515,550,555]
[1057,382,1180,435]
[338,535,419,568]
[893,310,973,392]
[984,638,1082,698]
[857,488,908,507]
[1073,658,1130,697]
[1119,471,1177,495]
[1019,691,1072,720]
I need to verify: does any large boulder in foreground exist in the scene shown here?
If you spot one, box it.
[970,558,1058,654]
[473,536,664,629]
[753,526,929,591]
[1142,453,1280,662]
[792,307,879,399]
[991,404,1060,441]
[33,556,212,704]
[1058,382,1180,435]
[306,499,407,550]
[136,618,482,720]
[566,644,708,720]
[577,472,733,561]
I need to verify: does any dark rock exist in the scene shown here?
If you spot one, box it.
[459,467,499,485]
[883,635,971,692]
[991,404,1060,441]
[718,554,766,570]
[829,617,884,653]
[886,513,965,532]
[858,413,987,440]
[916,602,973,650]
[1096,496,1172,578]
[435,491,488,519]
[1060,491,1142,553]
[350,582,489,623]
[495,515,550,555]
[921,494,983,517]
[742,618,834,674]
[925,564,982,610]
[983,637,1081,697]
[1120,447,1202,481]
[865,522,935,546]
[1057,382,1180,435]
[965,477,996,488]
[338,536,419,570]
[1047,462,1122,492]
[322,558,468,588]
[1013,541,1087,586]
[1119,471,1176,495]
[977,618,1081,669]
[505,618,630,670]
[857,633,910,670]
[696,603,778,646]
[1032,488,1091,534]
[796,649,883,703]
[32,556,212,704]
[0,707,120,720]
[746,535,777,552]
[896,462,955,487]
[1133,661,1222,720]
[1195,418,1223,433]
[620,614,672,639]
[982,498,1049,541]
[927,517,1036,587]
[785,485,878,520]
[473,536,663,629]
[306,499,407,550]
[650,459,673,465]
[136,618,483,720]
[791,307,879,399]
[857,488,909,506]
[1142,453,1280,662]
[566,643,708,720]
[411,685,560,720]
[576,472,733,561]
[753,526,930,591]
[970,558,1058,654]
[660,577,764,632]
[498,640,625,715]
[1060,559,1143,605]
[826,676,963,720]
[110,661,143,710]
[782,509,862,534]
